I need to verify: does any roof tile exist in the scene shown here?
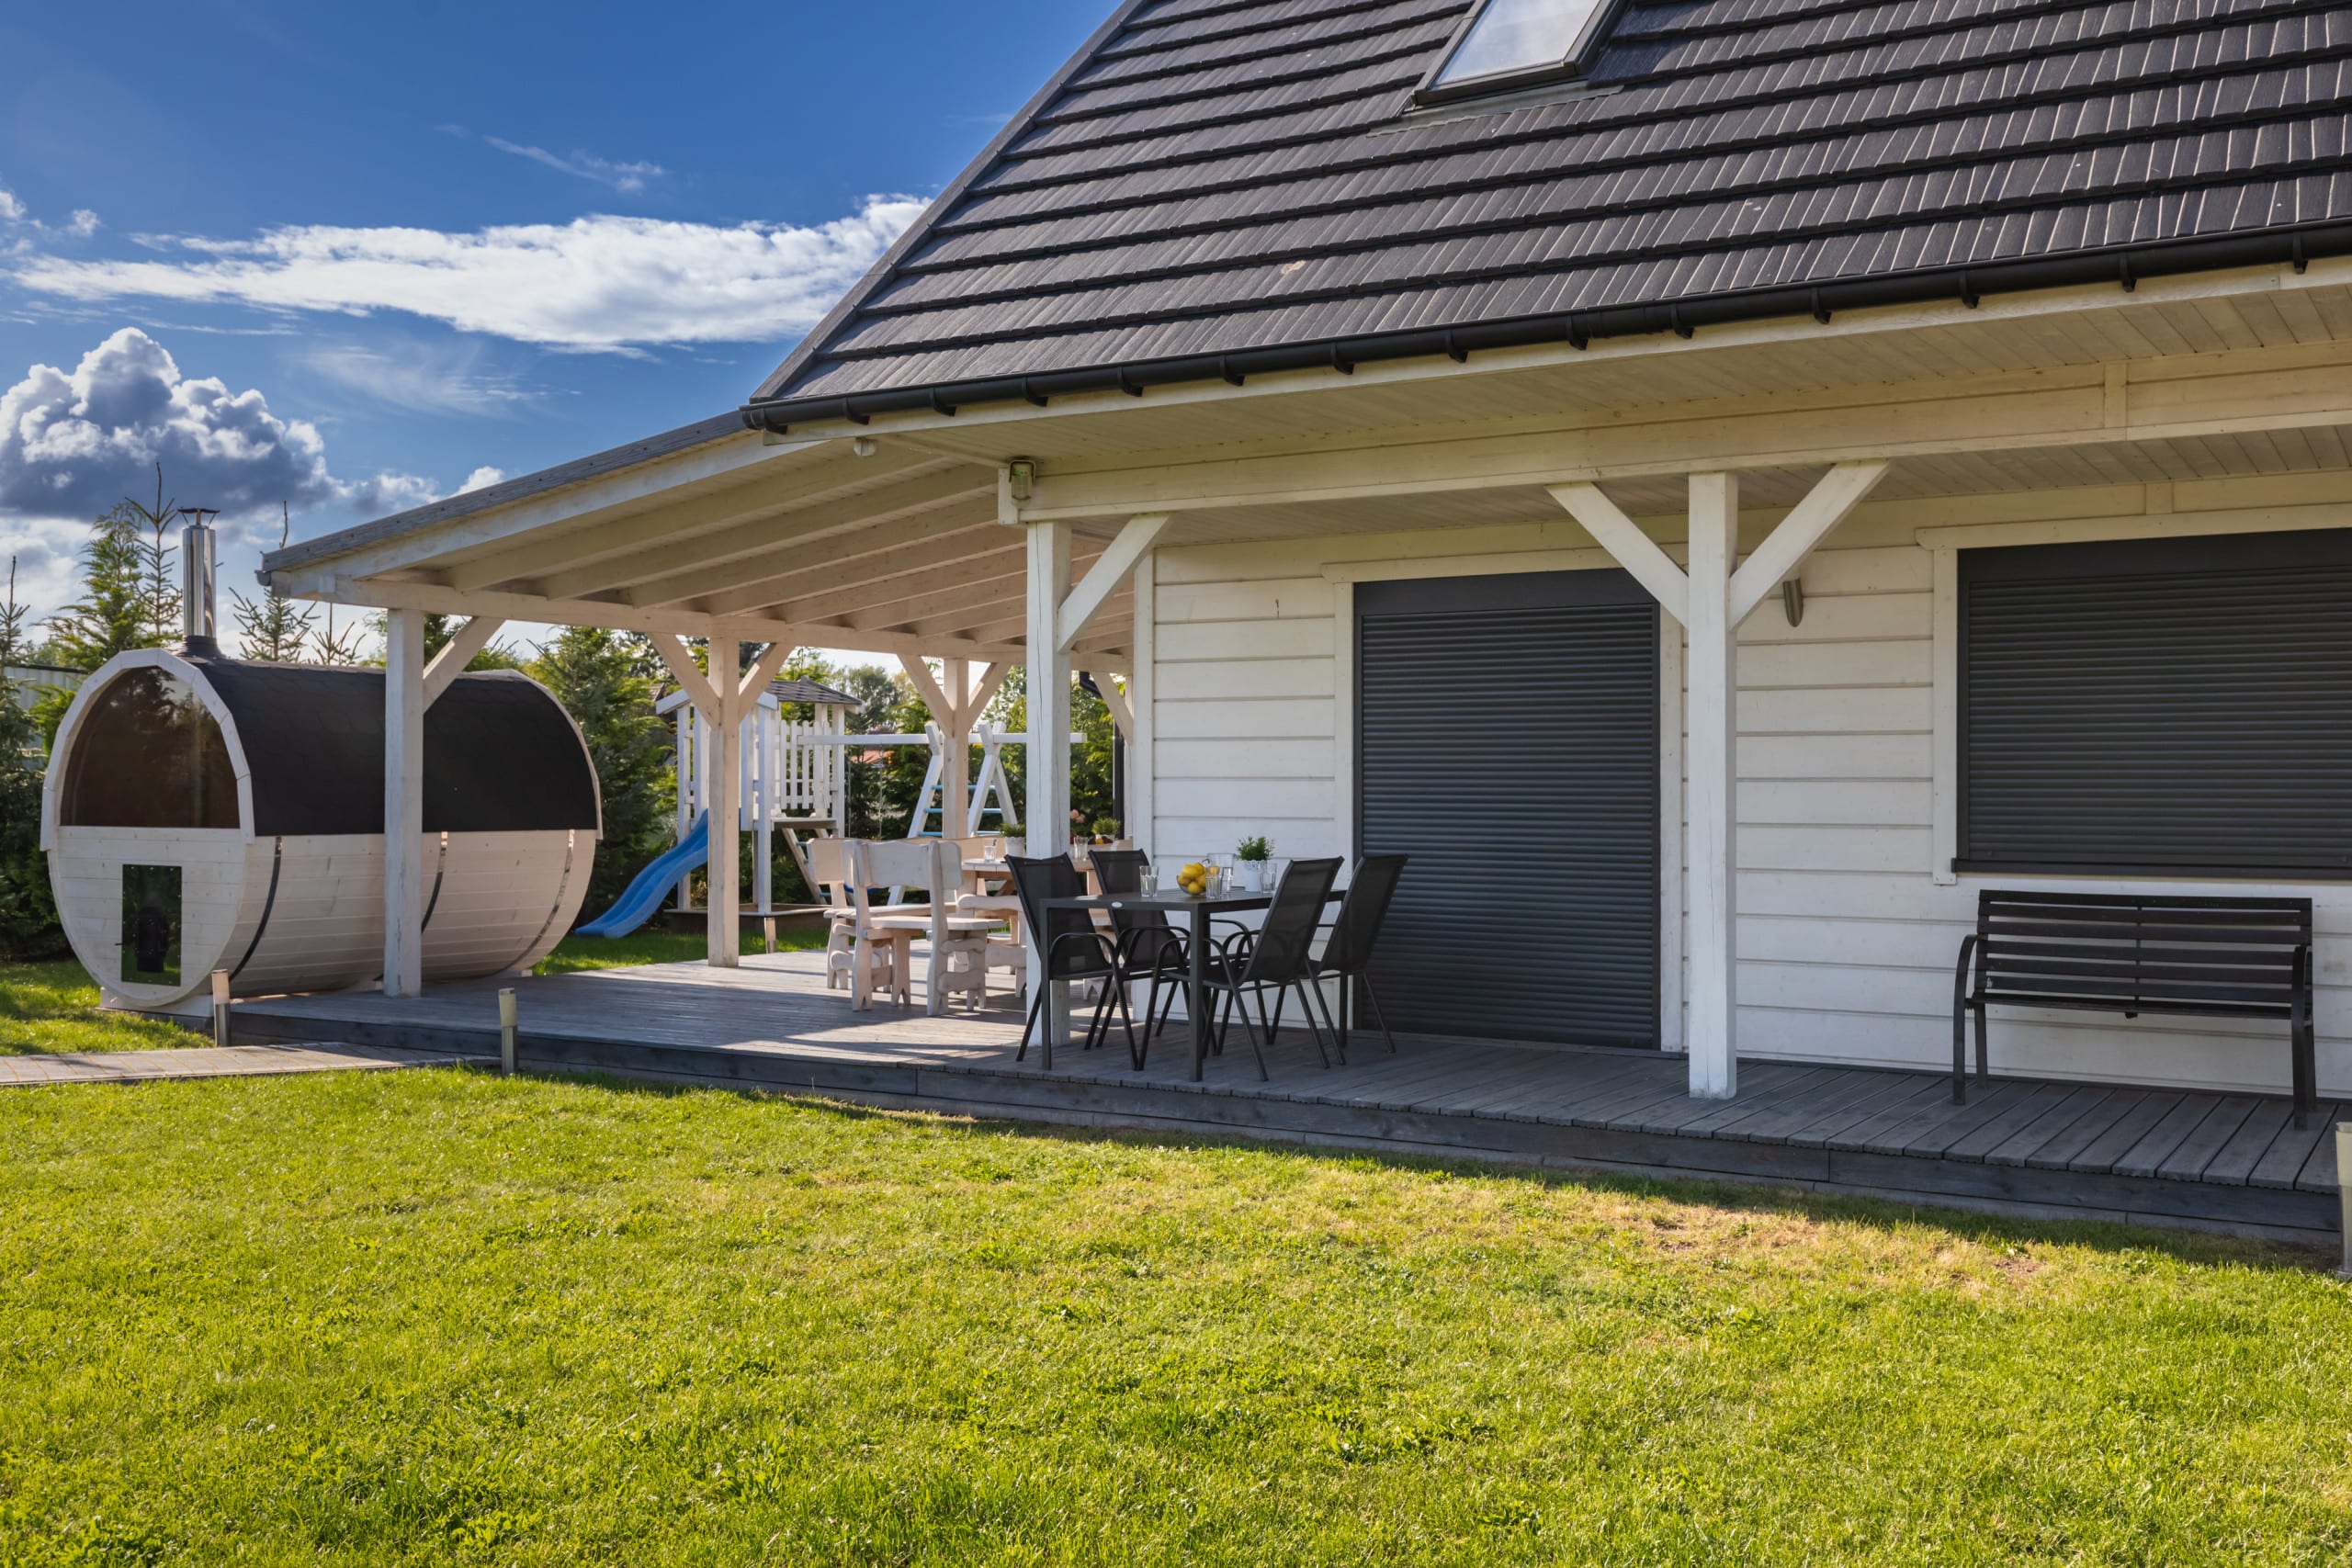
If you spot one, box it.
[753,0,2352,411]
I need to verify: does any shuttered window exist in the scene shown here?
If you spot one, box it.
[1357,570,1659,1047]
[1959,529,2352,878]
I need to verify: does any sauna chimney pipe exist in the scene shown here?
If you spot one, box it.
[180,511,220,656]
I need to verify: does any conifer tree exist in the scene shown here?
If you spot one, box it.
[44,500,162,672]
[311,604,368,666]
[230,505,315,662]
[0,558,61,957]
[529,626,671,912]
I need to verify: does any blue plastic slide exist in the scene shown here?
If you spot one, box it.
[574,814,710,938]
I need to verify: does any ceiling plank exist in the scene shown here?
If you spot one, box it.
[437,446,937,592]
[642,515,1006,613]
[534,466,991,601]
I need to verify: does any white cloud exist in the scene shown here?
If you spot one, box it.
[8,197,927,351]
[0,177,100,243]
[483,137,666,194]
[457,466,505,493]
[0,327,340,525]
[292,336,530,415]
[0,328,469,616]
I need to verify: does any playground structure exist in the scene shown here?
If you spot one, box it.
[580,670,1042,939]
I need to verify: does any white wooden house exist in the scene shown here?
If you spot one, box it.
[257,0,2352,1104]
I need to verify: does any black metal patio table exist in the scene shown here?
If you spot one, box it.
[1046,888,1344,1081]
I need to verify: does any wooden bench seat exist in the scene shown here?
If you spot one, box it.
[1953,890,2315,1123]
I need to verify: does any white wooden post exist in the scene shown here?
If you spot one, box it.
[707,640,742,968]
[753,702,774,921]
[1130,551,1155,860]
[382,607,426,998]
[1026,520,1074,1046]
[942,657,972,840]
[1685,473,1739,1100]
[1553,462,1884,1100]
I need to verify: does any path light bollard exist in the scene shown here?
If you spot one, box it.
[210,970,231,1049]
[2337,1122,2352,1279]
[499,988,518,1077]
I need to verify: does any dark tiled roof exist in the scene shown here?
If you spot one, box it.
[749,0,2352,423]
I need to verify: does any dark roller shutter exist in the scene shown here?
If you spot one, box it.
[1960,528,2352,878]
[1357,570,1659,1047]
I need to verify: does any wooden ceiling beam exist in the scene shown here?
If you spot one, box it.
[533,466,992,601]
[625,513,1001,611]
[659,516,1008,615]
[436,446,936,592]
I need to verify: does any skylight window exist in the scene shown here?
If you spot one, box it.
[1418,0,1619,104]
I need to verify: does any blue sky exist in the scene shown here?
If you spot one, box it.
[0,0,1105,628]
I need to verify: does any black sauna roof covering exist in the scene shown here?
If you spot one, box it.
[187,655,601,838]
[745,0,2352,427]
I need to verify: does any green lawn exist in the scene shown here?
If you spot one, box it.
[1,1066,2347,1565]
[0,960,197,1056]
[532,924,826,976]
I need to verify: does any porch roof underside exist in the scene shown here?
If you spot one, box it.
[260,272,2352,660]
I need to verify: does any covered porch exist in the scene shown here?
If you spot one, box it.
[256,259,2352,1144]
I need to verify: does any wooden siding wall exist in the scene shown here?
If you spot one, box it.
[1148,482,2352,1099]
[53,827,589,1010]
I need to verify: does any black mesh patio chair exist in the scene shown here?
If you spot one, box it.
[1306,853,1408,1062]
[1089,849,1188,1057]
[1007,854,1135,1069]
[1201,856,1344,1080]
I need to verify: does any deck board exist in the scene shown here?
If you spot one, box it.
[2250,1102,2340,1191]
[2111,1097,2228,1180]
[1984,1086,2128,1169]
[213,950,2342,1236]
[2203,1100,2300,1188]
[1721,1069,1911,1145]
[1787,1075,1951,1149]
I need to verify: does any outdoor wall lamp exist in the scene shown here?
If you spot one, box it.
[1781,577,1805,626]
[851,436,878,458]
[1006,457,1037,502]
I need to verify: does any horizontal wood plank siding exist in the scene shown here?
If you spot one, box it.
[1151,485,2352,1098]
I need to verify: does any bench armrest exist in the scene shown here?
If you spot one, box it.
[1951,931,1983,1100]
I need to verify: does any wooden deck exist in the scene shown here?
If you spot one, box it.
[220,952,2346,1240]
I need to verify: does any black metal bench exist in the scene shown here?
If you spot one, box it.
[1952,890,2315,1123]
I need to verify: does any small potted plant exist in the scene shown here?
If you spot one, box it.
[1236,835,1272,892]
[1092,817,1122,845]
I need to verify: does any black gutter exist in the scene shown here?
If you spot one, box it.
[741,223,2352,436]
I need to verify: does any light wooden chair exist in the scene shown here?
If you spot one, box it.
[854,840,1005,1015]
[808,837,892,998]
